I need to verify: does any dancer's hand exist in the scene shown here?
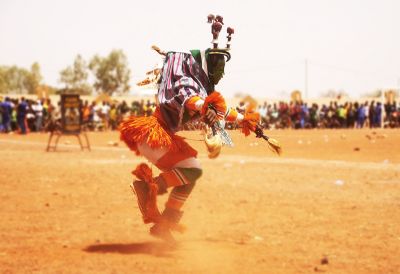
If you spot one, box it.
[205,108,218,126]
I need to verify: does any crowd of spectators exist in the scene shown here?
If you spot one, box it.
[0,97,54,134]
[254,100,400,130]
[0,97,157,134]
[1,96,399,134]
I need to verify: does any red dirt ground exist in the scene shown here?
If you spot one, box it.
[0,129,399,274]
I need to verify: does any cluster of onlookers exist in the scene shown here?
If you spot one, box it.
[0,97,55,134]
[0,96,157,134]
[1,96,400,134]
[81,99,156,131]
[253,100,400,129]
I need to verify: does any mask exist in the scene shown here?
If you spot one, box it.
[208,55,225,85]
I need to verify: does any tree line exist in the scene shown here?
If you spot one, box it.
[0,49,130,96]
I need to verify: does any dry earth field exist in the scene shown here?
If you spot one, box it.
[0,129,399,274]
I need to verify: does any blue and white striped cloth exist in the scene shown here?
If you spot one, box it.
[157,52,211,132]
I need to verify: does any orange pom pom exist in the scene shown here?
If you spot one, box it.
[241,111,260,136]
[201,91,227,119]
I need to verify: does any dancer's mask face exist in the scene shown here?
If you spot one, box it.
[208,55,225,85]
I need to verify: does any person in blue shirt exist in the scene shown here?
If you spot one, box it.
[356,103,365,128]
[17,97,28,134]
[375,102,382,127]
[1,97,13,133]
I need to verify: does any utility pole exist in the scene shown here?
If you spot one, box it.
[305,58,308,101]
[381,89,384,129]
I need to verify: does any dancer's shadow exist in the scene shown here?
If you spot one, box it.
[83,241,175,257]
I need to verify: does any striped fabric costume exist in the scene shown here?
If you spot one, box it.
[158,51,211,132]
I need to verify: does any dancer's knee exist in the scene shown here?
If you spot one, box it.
[176,167,202,184]
[157,167,202,192]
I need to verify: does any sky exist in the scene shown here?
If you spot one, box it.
[1,0,400,99]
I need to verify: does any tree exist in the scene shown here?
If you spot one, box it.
[24,62,43,94]
[59,54,92,95]
[0,63,42,94]
[5,66,25,94]
[0,67,9,93]
[31,62,42,87]
[320,89,348,99]
[89,49,131,95]
[5,66,30,94]
[362,89,383,98]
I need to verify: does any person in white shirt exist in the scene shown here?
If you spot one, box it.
[32,100,43,132]
[100,101,111,130]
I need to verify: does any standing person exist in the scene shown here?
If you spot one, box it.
[144,100,153,116]
[309,103,318,128]
[109,104,118,130]
[294,101,302,129]
[300,102,308,129]
[0,97,3,132]
[49,101,62,132]
[87,101,96,130]
[357,103,365,128]
[280,102,290,128]
[82,100,91,129]
[26,100,36,132]
[119,100,130,119]
[289,101,296,128]
[100,101,110,130]
[270,103,279,127]
[364,101,370,128]
[91,102,101,130]
[347,102,355,128]
[42,99,49,127]
[258,101,268,128]
[319,104,327,128]
[337,105,346,128]
[369,101,375,128]
[120,16,271,243]
[32,100,44,132]
[131,100,140,116]
[17,97,28,134]
[10,99,18,131]
[375,102,382,128]
[1,97,12,133]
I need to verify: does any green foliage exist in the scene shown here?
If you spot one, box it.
[59,55,92,95]
[362,89,383,98]
[0,50,132,96]
[320,89,348,98]
[0,63,41,94]
[89,49,131,95]
[31,62,42,86]
[0,67,8,93]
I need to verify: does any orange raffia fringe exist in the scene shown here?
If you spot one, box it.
[201,91,227,119]
[119,108,195,156]
[131,163,161,224]
[241,110,260,136]
[120,114,172,154]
